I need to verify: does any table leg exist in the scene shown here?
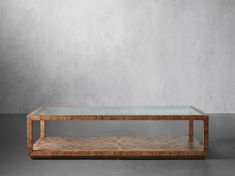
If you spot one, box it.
[189,120,194,143]
[40,120,45,139]
[204,118,209,154]
[27,116,33,155]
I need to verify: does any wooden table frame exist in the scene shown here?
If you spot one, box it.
[27,107,209,159]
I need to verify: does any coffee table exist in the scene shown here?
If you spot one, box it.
[27,106,208,159]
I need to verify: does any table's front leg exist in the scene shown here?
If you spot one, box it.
[27,116,33,155]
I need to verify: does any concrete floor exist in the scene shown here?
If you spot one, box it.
[1,114,235,176]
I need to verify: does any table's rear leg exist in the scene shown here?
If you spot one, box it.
[189,119,194,143]
[40,120,45,139]
[203,117,209,155]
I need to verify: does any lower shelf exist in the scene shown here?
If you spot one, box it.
[31,136,206,158]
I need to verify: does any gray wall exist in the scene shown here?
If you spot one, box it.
[0,0,235,113]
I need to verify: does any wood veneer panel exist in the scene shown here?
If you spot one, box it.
[32,136,204,158]
[28,107,208,158]
[34,136,117,151]
[31,115,208,121]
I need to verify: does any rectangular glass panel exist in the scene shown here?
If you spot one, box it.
[36,106,203,116]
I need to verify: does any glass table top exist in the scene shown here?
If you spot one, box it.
[36,106,203,116]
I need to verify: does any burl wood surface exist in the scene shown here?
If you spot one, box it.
[27,107,208,158]
[31,136,204,158]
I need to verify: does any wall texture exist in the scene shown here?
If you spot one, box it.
[0,0,235,113]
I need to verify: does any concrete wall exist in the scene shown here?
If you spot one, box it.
[0,0,235,113]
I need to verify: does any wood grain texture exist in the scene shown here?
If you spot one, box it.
[31,115,208,121]
[31,136,205,158]
[27,116,33,155]
[27,106,209,159]
[189,120,194,143]
[40,120,45,139]
[204,118,209,154]
[27,107,42,155]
